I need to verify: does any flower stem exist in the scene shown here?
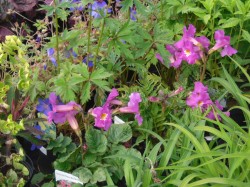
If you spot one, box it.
[53,1,60,68]
[87,5,93,66]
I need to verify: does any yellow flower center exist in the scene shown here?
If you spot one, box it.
[101,113,108,120]
[184,49,191,57]
[198,101,203,107]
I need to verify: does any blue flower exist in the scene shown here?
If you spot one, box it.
[30,124,42,151]
[65,48,78,58]
[82,55,94,67]
[47,48,57,66]
[36,98,52,116]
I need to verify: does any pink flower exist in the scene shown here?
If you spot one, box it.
[186,82,212,109]
[206,100,230,121]
[47,93,82,131]
[90,88,119,130]
[120,92,143,125]
[209,30,237,57]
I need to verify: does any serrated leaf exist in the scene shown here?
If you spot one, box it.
[121,0,133,12]
[68,75,86,85]
[91,79,111,91]
[74,63,89,79]
[85,128,107,154]
[242,29,250,43]
[81,82,91,104]
[108,123,132,144]
[220,18,240,28]
[90,69,112,80]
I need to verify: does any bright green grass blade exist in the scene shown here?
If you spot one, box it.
[179,173,201,187]
[187,177,250,187]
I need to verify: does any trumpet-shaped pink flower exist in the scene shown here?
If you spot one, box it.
[90,88,119,130]
[47,92,82,130]
[119,92,143,125]
[206,100,230,121]
[186,82,212,109]
[209,30,237,57]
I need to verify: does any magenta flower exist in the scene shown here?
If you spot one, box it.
[119,92,143,125]
[209,30,237,57]
[90,88,119,130]
[91,106,112,131]
[155,53,164,64]
[186,82,212,109]
[166,45,183,68]
[206,100,230,121]
[47,93,82,131]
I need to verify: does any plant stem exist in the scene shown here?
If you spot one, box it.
[53,1,60,68]
[93,19,105,69]
[200,58,207,82]
[87,5,93,66]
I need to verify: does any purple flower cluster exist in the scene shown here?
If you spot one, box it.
[90,89,143,131]
[37,93,82,131]
[186,82,229,120]
[156,24,237,68]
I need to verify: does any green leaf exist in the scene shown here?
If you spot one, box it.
[41,182,54,187]
[220,18,240,28]
[31,173,45,184]
[85,128,107,154]
[74,63,89,79]
[91,79,111,91]
[91,167,106,183]
[90,69,112,80]
[242,29,250,43]
[108,123,132,144]
[121,0,133,12]
[55,77,77,101]
[80,82,91,104]
[73,167,92,184]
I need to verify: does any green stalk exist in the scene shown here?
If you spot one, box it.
[53,0,60,68]
[87,5,93,66]
[93,19,105,69]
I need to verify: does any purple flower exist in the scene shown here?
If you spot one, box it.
[47,48,57,66]
[31,124,42,151]
[209,30,237,57]
[90,88,119,130]
[119,92,143,125]
[166,45,182,68]
[206,100,230,121]
[155,53,164,64]
[40,92,81,131]
[48,101,82,130]
[186,82,212,109]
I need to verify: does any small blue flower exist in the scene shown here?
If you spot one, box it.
[65,48,78,58]
[82,56,94,67]
[47,48,57,67]
[36,98,52,116]
[30,124,42,151]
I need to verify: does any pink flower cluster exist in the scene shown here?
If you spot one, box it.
[90,89,143,131]
[186,82,230,120]
[156,24,237,68]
